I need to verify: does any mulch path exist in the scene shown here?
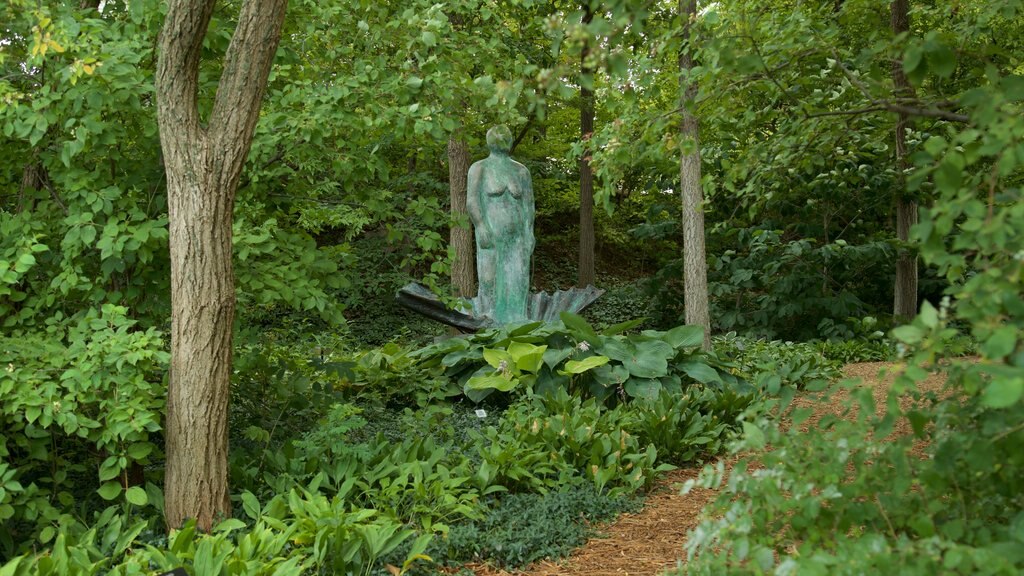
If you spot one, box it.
[465,361,950,576]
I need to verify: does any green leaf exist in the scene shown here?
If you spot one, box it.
[214,518,246,533]
[621,340,674,378]
[466,374,517,392]
[241,491,261,520]
[543,346,574,369]
[742,421,765,449]
[927,43,956,78]
[126,442,153,460]
[98,481,122,500]
[982,326,1017,359]
[589,364,629,389]
[892,325,924,344]
[600,317,646,336]
[624,378,661,399]
[659,324,705,349]
[561,355,610,374]
[125,486,148,506]
[919,301,939,328]
[981,378,1023,408]
[507,342,547,374]
[903,45,923,73]
[560,312,599,341]
[482,348,514,371]
[678,360,722,385]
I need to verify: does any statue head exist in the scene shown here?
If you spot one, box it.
[486,125,513,154]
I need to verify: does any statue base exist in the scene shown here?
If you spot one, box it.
[396,283,604,331]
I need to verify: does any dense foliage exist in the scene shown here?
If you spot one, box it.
[1,0,1021,573]
[676,1,1024,574]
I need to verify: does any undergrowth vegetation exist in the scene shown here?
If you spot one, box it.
[1,313,785,575]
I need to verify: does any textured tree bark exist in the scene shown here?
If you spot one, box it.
[448,135,475,298]
[679,0,711,350]
[578,4,596,288]
[891,0,918,320]
[156,0,287,531]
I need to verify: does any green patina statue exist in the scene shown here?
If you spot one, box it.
[395,125,602,330]
[467,125,536,324]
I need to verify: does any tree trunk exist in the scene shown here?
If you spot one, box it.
[891,0,918,320]
[449,135,474,298]
[679,0,711,350]
[156,0,287,531]
[578,4,596,288]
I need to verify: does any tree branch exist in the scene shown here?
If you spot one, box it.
[155,0,216,143]
[829,48,969,123]
[208,0,289,172]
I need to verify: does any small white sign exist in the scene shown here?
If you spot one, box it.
[474,409,488,419]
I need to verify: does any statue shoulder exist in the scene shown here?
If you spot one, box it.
[513,160,531,179]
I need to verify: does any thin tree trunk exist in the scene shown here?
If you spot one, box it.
[891,0,918,320]
[156,0,287,531]
[578,4,596,288]
[449,135,474,298]
[679,0,711,350]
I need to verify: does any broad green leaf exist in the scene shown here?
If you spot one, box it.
[624,378,661,399]
[466,374,517,392]
[982,326,1017,359]
[660,324,705,349]
[508,342,547,373]
[981,378,1023,408]
[742,422,765,449]
[892,325,924,344]
[561,355,610,374]
[98,481,122,500]
[241,491,261,520]
[919,301,938,329]
[125,486,148,506]
[214,518,246,533]
[622,340,674,378]
[543,346,574,369]
[678,360,722,385]
[482,348,514,372]
[591,364,630,387]
[560,312,599,341]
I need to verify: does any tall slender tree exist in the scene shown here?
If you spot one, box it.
[156,0,287,530]
[891,0,918,320]
[679,0,711,350]
[448,134,474,299]
[578,2,597,288]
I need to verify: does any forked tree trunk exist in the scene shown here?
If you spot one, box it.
[578,3,596,288]
[156,0,287,531]
[449,135,475,298]
[679,0,711,350]
[891,0,918,320]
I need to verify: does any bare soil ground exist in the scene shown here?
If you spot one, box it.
[466,361,948,576]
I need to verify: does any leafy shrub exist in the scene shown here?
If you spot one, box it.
[631,388,756,465]
[815,338,894,363]
[0,488,432,576]
[415,313,743,404]
[643,228,895,341]
[0,305,167,557]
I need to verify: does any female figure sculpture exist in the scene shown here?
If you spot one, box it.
[467,125,535,324]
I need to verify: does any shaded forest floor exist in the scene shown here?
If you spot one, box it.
[467,361,947,576]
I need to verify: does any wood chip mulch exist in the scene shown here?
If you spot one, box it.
[464,361,952,576]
